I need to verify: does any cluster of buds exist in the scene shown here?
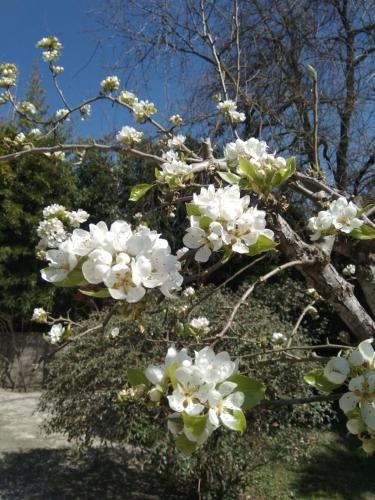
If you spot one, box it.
[183,184,275,262]
[0,63,17,88]
[36,36,62,62]
[188,316,210,336]
[169,114,183,126]
[55,108,70,121]
[80,104,91,121]
[100,76,120,94]
[116,126,143,146]
[51,65,64,75]
[36,204,89,251]
[224,138,295,197]
[16,101,36,115]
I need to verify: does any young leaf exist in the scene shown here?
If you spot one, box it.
[186,203,201,217]
[304,368,341,393]
[167,362,179,389]
[175,434,197,456]
[52,269,88,288]
[199,216,213,232]
[129,183,153,202]
[232,409,247,432]
[248,235,278,256]
[127,368,150,388]
[79,288,111,298]
[228,374,266,410]
[218,171,241,185]
[221,246,233,263]
[182,413,208,437]
[238,158,257,180]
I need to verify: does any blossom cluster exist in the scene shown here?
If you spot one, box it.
[45,323,66,345]
[36,36,62,62]
[16,101,36,115]
[183,184,274,262]
[159,150,192,180]
[36,204,89,251]
[324,340,375,454]
[217,100,245,123]
[40,218,183,302]
[145,346,246,446]
[117,89,157,122]
[116,126,143,146]
[307,197,363,241]
[0,63,17,88]
[55,108,70,121]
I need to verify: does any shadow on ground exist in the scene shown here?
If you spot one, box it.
[0,447,193,500]
[291,435,375,500]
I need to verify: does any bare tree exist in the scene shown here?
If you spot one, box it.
[95,0,375,194]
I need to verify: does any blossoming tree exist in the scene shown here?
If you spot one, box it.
[1,33,375,456]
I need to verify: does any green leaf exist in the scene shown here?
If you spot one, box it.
[79,288,111,298]
[186,203,201,217]
[199,216,213,232]
[304,368,341,393]
[52,269,88,288]
[154,167,161,179]
[228,374,266,410]
[357,204,374,217]
[167,362,179,389]
[221,246,233,264]
[182,413,208,437]
[248,235,278,256]
[307,64,317,80]
[175,434,197,456]
[129,183,153,202]
[232,409,247,432]
[350,225,375,240]
[127,368,150,388]
[218,171,241,185]
[271,157,296,188]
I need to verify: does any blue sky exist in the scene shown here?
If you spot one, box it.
[0,0,176,138]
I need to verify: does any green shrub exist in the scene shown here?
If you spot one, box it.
[40,272,339,499]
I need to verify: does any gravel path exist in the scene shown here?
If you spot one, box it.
[0,390,190,500]
[0,390,69,454]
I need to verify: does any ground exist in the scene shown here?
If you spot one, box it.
[1,389,375,499]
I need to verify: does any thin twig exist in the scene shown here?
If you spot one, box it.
[212,259,309,343]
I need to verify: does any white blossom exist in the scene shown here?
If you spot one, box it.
[182,286,195,298]
[217,100,245,123]
[183,184,274,262]
[32,307,48,323]
[308,197,363,240]
[159,150,192,178]
[45,323,65,344]
[189,317,210,330]
[343,264,356,277]
[324,356,350,385]
[41,240,78,282]
[29,128,42,139]
[271,332,286,344]
[40,218,183,303]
